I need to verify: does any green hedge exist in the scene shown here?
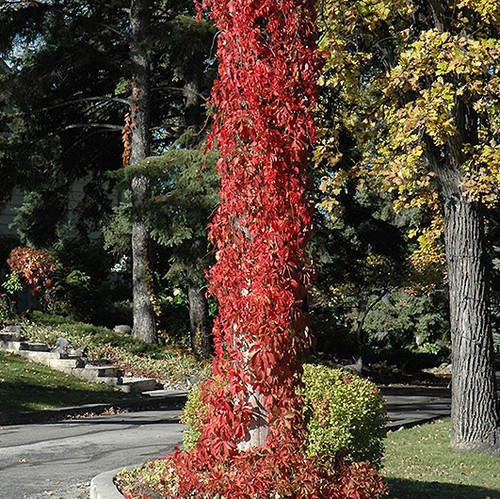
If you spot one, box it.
[300,364,386,466]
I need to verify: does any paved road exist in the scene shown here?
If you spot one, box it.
[381,385,451,429]
[0,410,183,499]
[0,387,452,499]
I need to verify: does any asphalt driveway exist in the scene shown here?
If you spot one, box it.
[0,409,183,499]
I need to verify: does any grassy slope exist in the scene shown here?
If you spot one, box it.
[0,351,131,412]
[383,419,500,499]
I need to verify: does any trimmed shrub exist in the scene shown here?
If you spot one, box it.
[300,364,386,467]
[182,364,386,466]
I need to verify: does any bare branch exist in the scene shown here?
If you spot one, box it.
[7,96,130,117]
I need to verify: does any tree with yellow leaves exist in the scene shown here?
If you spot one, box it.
[318,0,499,454]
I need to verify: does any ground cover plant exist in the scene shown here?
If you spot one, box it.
[118,365,388,498]
[383,419,500,498]
[19,312,209,386]
[0,351,132,412]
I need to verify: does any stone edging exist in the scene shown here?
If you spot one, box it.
[0,326,168,395]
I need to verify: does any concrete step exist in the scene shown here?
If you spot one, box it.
[44,358,85,370]
[17,350,65,362]
[90,376,121,387]
[71,366,121,381]
[52,358,86,369]
[0,331,22,342]
[36,350,70,360]
[19,342,50,352]
[84,365,122,378]
[14,353,85,373]
[0,340,22,353]
[85,359,112,366]
[117,377,160,394]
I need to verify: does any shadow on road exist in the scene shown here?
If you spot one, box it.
[43,415,182,426]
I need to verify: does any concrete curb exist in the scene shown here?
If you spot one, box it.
[90,467,127,499]
[0,391,188,426]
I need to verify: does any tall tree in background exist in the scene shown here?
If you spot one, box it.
[107,148,219,357]
[0,0,129,244]
[0,1,215,343]
[178,14,215,358]
[128,0,157,343]
[318,0,499,454]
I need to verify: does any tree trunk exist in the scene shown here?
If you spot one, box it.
[237,388,269,451]
[182,65,211,357]
[188,283,211,358]
[129,0,156,344]
[440,168,499,454]
[426,134,499,454]
[187,239,211,358]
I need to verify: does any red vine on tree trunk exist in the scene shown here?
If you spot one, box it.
[200,0,321,454]
[162,1,389,497]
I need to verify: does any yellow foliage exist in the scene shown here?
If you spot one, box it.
[315,0,500,217]
[457,0,500,25]
[406,217,447,294]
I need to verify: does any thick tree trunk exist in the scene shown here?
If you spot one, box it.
[129,0,156,344]
[439,168,499,454]
[131,176,156,344]
[426,134,499,454]
[446,206,499,453]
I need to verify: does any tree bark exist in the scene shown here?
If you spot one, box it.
[187,239,211,359]
[129,0,157,344]
[443,186,499,454]
[188,283,211,358]
[426,130,499,455]
[183,67,211,357]
[237,388,269,451]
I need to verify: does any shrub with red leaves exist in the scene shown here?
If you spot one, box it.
[7,246,57,298]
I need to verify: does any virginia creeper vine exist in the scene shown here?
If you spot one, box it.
[200,0,321,451]
[162,1,388,497]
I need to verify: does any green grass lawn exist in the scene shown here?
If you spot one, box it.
[383,419,500,499]
[0,351,132,412]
